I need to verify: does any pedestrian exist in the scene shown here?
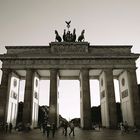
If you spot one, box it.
[5,122,8,133]
[51,123,56,137]
[42,121,46,134]
[69,121,75,136]
[46,122,51,137]
[38,122,42,131]
[133,123,138,133]
[61,122,65,135]
[98,122,101,130]
[26,123,31,132]
[124,121,129,133]
[120,122,125,134]
[9,122,13,133]
[64,122,68,136]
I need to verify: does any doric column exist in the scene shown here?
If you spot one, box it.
[32,72,40,128]
[127,69,140,126]
[22,69,34,125]
[80,69,92,129]
[99,69,117,128]
[0,69,11,122]
[49,69,59,126]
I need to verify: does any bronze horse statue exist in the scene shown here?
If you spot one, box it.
[55,30,62,42]
[63,29,66,41]
[72,28,76,42]
[78,30,85,42]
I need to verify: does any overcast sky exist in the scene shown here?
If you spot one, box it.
[0,0,140,120]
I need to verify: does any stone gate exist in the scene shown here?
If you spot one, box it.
[0,42,140,129]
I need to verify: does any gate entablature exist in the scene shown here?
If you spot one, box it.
[0,43,139,70]
[2,43,137,55]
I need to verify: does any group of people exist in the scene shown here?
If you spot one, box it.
[42,121,56,138]
[40,120,76,138]
[120,121,129,134]
[62,121,75,136]
[0,122,13,133]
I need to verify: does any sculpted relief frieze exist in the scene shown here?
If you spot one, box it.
[2,59,135,69]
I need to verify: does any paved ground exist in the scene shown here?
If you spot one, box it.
[0,127,140,140]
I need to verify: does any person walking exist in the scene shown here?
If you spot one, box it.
[51,123,56,138]
[9,122,13,133]
[64,122,68,136]
[42,121,46,134]
[46,122,51,138]
[120,122,125,134]
[69,121,75,136]
[133,123,138,133]
[5,122,8,133]
[124,121,129,133]
[61,122,65,135]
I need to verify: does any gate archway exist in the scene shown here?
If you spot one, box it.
[0,42,140,129]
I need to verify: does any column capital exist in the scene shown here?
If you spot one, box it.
[25,68,35,72]
[99,68,113,76]
[80,68,89,71]
[80,68,89,75]
[102,68,113,72]
[50,68,58,73]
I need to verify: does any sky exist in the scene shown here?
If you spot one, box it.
[0,0,140,120]
[38,79,119,120]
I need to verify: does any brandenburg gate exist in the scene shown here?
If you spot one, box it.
[0,25,140,129]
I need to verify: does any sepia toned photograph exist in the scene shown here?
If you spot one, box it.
[0,0,140,139]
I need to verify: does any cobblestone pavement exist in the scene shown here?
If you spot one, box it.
[0,127,140,140]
